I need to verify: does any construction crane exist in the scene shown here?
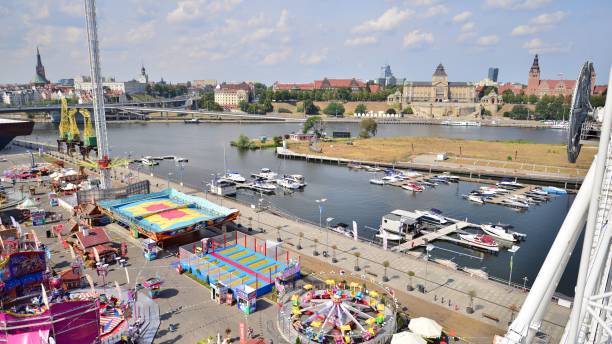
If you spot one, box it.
[65,107,81,155]
[56,97,70,152]
[77,108,97,159]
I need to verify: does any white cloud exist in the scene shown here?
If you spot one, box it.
[59,0,82,16]
[262,48,291,65]
[476,35,499,46]
[485,0,552,10]
[126,21,156,43]
[345,36,378,46]
[408,0,437,5]
[461,22,476,32]
[277,9,289,31]
[511,10,568,35]
[167,0,242,24]
[452,11,472,23]
[457,31,477,42]
[424,4,448,17]
[532,10,567,25]
[352,7,414,33]
[300,49,328,65]
[523,38,571,54]
[403,30,434,48]
[64,27,82,43]
[241,28,275,43]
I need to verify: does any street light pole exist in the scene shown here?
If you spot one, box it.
[508,245,520,286]
[167,172,173,189]
[315,198,327,229]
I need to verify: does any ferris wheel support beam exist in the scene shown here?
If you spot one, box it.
[567,69,612,343]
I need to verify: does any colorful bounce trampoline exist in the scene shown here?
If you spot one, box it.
[99,188,239,241]
[179,235,301,298]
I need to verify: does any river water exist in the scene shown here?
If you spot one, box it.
[29,122,578,295]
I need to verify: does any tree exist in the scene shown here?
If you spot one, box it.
[313,238,319,256]
[502,89,516,104]
[297,232,304,250]
[382,260,390,282]
[198,92,223,111]
[467,289,476,313]
[323,102,345,117]
[331,244,338,263]
[401,106,413,115]
[407,271,415,291]
[360,118,378,138]
[232,134,252,149]
[354,252,361,271]
[386,108,396,114]
[355,103,367,114]
[591,95,606,107]
[303,115,323,135]
[273,136,283,147]
[276,225,282,242]
[301,99,319,115]
[528,94,538,104]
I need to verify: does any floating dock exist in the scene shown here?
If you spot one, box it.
[392,221,473,252]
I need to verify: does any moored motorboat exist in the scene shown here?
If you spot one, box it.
[224,172,246,183]
[459,234,499,252]
[330,223,353,237]
[251,168,278,180]
[276,178,301,190]
[480,224,516,242]
[542,186,567,195]
[466,194,484,204]
[369,179,385,185]
[402,182,424,192]
[415,209,448,225]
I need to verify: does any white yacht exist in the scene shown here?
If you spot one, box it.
[250,180,277,192]
[252,168,278,180]
[224,172,246,183]
[140,157,158,166]
[381,175,400,183]
[369,179,385,185]
[284,174,306,187]
[276,178,301,190]
[467,194,484,204]
[498,180,524,188]
[480,224,516,242]
[414,209,448,225]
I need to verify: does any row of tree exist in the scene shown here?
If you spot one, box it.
[503,95,571,121]
[272,85,399,102]
[145,83,188,98]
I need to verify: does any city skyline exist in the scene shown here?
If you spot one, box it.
[0,0,610,85]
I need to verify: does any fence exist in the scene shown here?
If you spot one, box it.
[76,180,150,204]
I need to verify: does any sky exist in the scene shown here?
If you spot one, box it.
[0,0,611,86]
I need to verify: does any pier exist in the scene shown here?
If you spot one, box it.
[392,221,473,252]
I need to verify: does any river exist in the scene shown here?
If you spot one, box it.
[29,121,578,295]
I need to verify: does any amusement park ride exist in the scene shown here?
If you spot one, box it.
[56,98,97,158]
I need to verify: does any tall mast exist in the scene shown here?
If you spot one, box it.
[84,0,111,189]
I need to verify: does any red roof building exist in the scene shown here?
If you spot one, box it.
[272,82,315,91]
[593,85,608,96]
[273,78,368,92]
[74,227,117,263]
[498,82,525,96]
[526,55,593,98]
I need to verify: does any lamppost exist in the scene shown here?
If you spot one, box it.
[325,217,334,245]
[508,245,520,286]
[315,198,327,229]
[167,172,173,189]
[522,276,529,291]
[425,244,434,293]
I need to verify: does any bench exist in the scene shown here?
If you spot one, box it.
[482,313,500,322]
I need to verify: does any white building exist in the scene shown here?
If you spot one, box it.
[214,82,252,108]
[2,88,42,105]
[74,76,146,95]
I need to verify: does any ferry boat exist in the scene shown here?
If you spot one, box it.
[402,182,424,192]
[184,118,201,124]
[209,178,237,196]
[459,234,499,252]
[224,172,246,183]
[251,168,278,180]
[414,209,448,225]
[0,119,34,150]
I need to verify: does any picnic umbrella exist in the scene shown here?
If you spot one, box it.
[408,317,443,338]
[390,331,426,344]
[303,284,313,290]
[325,279,335,286]
[369,290,379,298]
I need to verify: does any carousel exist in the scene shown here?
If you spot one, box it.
[283,280,395,343]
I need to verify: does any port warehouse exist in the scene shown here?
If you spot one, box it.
[275,147,583,190]
[97,188,240,242]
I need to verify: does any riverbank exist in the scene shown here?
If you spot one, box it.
[10,138,571,342]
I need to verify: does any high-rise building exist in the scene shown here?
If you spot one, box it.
[32,47,49,85]
[487,67,499,82]
[377,64,396,87]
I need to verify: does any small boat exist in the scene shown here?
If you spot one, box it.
[430,176,450,184]
[365,166,383,173]
[437,174,460,182]
[530,188,548,196]
[404,171,423,178]
[276,178,301,190]
[285,174,306,187]
[502,198,529,209]
[375,230,404,241]
[330,223,353,237]
[480,224,517,242]
[498,180,524,188]
[459,234,499,252]
[251,168,278,180]
[467,194,484,204]
[224,172,246,183]
[423,178,439,186]
[382,175,400,183]
[347,162,363,169]
[250,180,277,192]
[415,209,448,225]
[402,182,424,192]
[184,118,200,124]
[369,179,385,185]
[174,157,188,163]
[419,180,436,187]
[542,186,567,195]
[140,158,158,166]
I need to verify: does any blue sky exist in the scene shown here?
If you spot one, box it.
[1,0,610,85]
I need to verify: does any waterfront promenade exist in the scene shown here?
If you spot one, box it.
[13,139,571,342]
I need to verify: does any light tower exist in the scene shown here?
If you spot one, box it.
[84,0,111,189]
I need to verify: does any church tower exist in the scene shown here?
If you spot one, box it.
[527,54,540,96]
[32,47,49,85]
